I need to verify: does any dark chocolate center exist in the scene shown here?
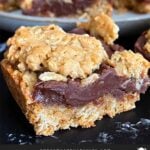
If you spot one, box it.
[33,64,149,106]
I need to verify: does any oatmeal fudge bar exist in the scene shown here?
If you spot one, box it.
[1,19,150,135]
[135,30,150,61]
[0,0,17,11]
[19,0,113,18]
[114,0,150,13]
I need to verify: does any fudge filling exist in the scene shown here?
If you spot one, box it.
[23,0,100,16]
[33,64,149,106]
[135,32,150,61]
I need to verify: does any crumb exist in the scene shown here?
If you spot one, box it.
[78,13,119,44]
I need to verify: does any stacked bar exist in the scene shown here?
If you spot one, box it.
[1,13,150,136]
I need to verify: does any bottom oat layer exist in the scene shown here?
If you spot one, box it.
[1,60,140,136]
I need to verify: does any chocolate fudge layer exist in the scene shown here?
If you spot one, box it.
[135,31,150,61]
[33,64,149,107]
[19,0,113,17]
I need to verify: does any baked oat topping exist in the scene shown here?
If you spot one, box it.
[110,50,150,79]
[78,13,119,44]
[6,24,108,79]
[39,72,67,82]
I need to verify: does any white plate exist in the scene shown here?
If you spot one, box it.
[0,10,150,34]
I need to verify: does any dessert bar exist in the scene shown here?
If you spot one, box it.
[1,14,150,136]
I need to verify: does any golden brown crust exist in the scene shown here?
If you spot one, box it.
[6,25,108,79]
[78,13,119,44]
[1,60,35,112]
[110,50,150,79]
[1,60,140,136]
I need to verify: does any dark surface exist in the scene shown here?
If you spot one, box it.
[0,30,150,145]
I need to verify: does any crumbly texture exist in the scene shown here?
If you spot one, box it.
[110,50,150,79]
[0,0,17,11]
[144,30,150,53]
[1,24,150,136]
[1,60,140,136]
[19,0,113,18]
[78,13,119,44]
[114,0,150,13]
[39,72,67,82]
[6,25,108,79]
